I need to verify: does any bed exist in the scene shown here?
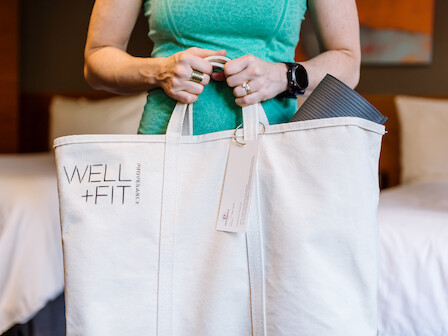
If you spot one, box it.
[0,152,63,335]
[1,92,447,335]
[378,181,448,335]
[0,93,147,335]
[373,94,448,336]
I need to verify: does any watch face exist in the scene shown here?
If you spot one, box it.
[295,66,309,90]
[277,62,308,98]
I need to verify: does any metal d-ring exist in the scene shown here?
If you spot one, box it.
[233,122,266,146]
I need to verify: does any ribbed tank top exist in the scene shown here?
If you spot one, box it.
[138,0,307,135]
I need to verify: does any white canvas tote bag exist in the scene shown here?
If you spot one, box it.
[55,56,385,336]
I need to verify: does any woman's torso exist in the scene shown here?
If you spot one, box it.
[138,0,307,135]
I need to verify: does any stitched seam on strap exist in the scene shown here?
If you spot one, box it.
[246,166,266,336]
[254,169,267,335]
[157,134,180,336]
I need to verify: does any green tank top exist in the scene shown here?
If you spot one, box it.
[138,0,307,135]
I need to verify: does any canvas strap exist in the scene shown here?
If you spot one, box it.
[157,115,182,336]
[156,56,267,336]
[246,164,267,335]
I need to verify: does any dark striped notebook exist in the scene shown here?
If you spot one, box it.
[290,74,387,125]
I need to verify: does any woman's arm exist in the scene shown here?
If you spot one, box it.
[223,0,361,106]
[84,0,225,102]
[301,0,361,91]
[84,0,155,94]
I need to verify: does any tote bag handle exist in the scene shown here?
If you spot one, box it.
[159,56,268,336]
[166,55,269,140]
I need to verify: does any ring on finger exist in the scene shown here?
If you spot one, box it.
[242,81,252,95]
[190,69,204,84]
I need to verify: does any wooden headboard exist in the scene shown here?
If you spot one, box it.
[19,92,402,188]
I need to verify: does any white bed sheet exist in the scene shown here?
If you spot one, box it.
[0,153,64,333]
[378,181,448,336]
[1,153,447,334]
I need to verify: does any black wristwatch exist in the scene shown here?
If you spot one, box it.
[277,62,309,98]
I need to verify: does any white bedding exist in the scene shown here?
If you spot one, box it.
[378,181,448,336]
[0,153,64,333]
[1,152,447,335]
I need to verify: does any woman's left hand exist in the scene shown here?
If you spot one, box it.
[212,55,288,107]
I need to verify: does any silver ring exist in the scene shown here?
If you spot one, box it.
[242,82,252,95]
[190,70,204,83]
[233,122,265,146]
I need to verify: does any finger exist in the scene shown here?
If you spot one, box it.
[212,49,227,57]
[235,91,265,107]
[174,91,199,104]
[182,80,205,95]
[188,72,211,86]
[224,55,254,77]
[176,53,213,75]
[233,81,258,98]
[186,47,227,59]
[211,71,226,81]
[226,68,252,88]
[187,56,215,76]
[201,73,211,85]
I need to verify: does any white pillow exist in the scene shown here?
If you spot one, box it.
[49,93,147,146]
[395,95,448,184]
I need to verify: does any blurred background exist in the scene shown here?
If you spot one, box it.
[0,0,447,153]
[1,1,448,335]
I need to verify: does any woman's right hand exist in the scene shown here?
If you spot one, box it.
[156,47,226,104]
[84,0,227,96]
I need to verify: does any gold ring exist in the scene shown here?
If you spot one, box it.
[190,70,204,83]
[233,122,265,146]
[242,82,252,95]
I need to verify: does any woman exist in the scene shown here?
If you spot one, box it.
[80,1,370,335]
[83,0,360,135]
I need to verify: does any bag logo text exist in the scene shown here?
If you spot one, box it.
[63,163,141,205]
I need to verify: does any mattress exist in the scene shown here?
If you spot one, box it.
[0,153,64,334]
[377,181,448,336]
